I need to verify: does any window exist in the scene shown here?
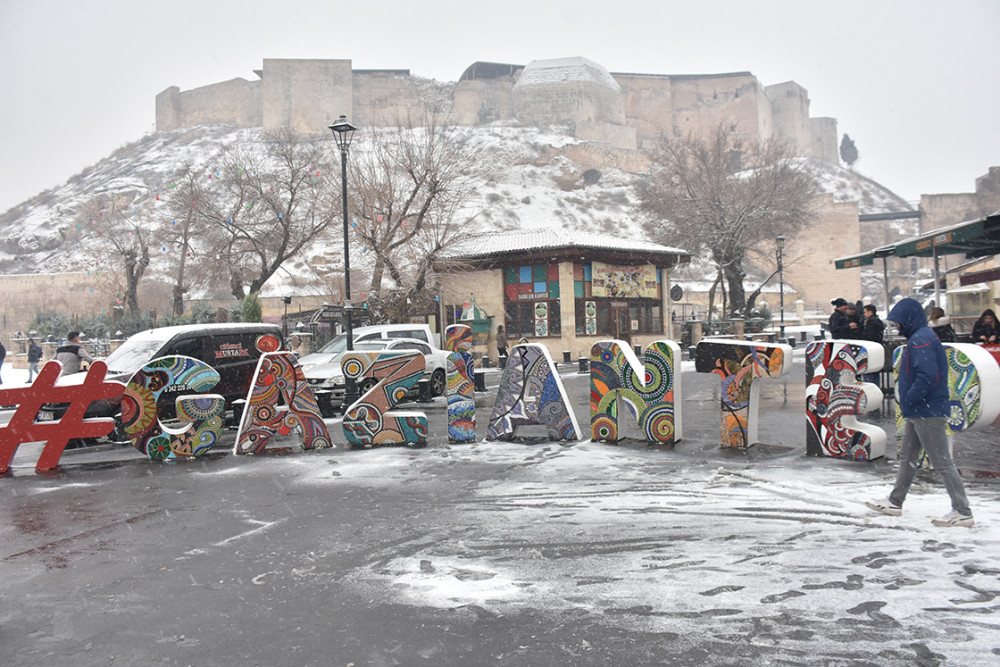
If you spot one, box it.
[503,263,561,337]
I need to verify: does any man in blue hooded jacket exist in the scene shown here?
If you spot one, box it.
[866,298,974,527]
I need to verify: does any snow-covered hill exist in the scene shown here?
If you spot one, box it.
[0,123,912,298]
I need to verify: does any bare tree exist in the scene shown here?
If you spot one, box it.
[347,116,483,321]
[79,193,151,315]
[639,123,817,317]
[160,164,212,316]
[196,129,340,299]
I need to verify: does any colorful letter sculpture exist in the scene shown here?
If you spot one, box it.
[234,352,333,455]
[695,340,792,448]
[590,339,682,444]
[341,350,428,448]
[0,361,124,473]
[892,343,1000,465]
[486,343,580,442]
[445,324,476,442]
[121,356,225,460]
[805,341,887,460]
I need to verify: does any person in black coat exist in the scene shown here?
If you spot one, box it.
[972,309,1000,344]
[861,305,885,385]
[828,298,859,339]
[927,307,956,343]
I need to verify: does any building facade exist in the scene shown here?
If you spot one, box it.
[433,230,689,362]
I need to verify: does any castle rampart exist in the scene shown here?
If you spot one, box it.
[155,57,839,165]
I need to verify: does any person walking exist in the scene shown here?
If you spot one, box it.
[495,325,508,362]
[866,297,974,527]
[27,337,42,383]
[54,331,94,376]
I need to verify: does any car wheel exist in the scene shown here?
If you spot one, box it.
[430,369,447,396]
[359,378,378,395]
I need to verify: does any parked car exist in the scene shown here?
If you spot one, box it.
[40,323,287,432]
[304,337,450,415]
[298,323,441,372]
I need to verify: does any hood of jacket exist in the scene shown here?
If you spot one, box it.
[888,298,927,338]
[929,315,951,327]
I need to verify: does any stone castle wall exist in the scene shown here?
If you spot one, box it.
[154,58,838,163]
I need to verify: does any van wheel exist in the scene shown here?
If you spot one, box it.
[430,369,447,396]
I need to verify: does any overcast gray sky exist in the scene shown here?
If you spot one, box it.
[1,0,997,214]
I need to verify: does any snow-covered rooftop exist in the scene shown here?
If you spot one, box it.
[440,228,689,260]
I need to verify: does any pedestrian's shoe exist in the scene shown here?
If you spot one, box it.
[866,499,902,516]
[931,511,974,527]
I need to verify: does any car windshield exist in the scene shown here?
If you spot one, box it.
[102,336,174,375]
[317,334,348,354]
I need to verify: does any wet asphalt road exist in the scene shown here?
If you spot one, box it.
[2,356,998,666]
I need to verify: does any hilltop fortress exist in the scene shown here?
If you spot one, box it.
[156,57,838,165]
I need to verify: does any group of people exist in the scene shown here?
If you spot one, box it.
[827,298,885,345]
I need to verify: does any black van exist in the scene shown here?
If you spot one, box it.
[42,323,286,429]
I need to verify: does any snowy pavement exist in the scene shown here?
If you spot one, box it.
[1,355,999,665]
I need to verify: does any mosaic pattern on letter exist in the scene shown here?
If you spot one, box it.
[234,352,333,455]
[486,343,580,442]
[805,341,886,460]
[590,339,682,444]
[341,351,428,448]
[444,324,476,442]
[121,356,225,460]
[695,340,792,448]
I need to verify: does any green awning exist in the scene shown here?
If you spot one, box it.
[833,245,895,270]
[834,252,874,269]
[894,219,986,258]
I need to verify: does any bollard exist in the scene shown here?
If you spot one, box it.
[799,331,807,342]
[474,370,486,392]
[563,350,572,363]
[499,355,507,369]
[688,346,697,360]
[578,357,589,373]
[418,380,432,402]
[785,336,797,349]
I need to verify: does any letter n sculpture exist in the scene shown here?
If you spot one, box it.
[234,352,333,455]
[805,341,886,460]
[590,339,682,444]
[695,340,792,448]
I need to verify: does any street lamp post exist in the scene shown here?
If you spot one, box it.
[330,114,359,409]
[776,235,786,340]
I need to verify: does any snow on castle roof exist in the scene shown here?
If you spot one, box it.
[514,57,621,91]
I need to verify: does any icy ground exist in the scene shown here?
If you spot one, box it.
[2,358,998,665]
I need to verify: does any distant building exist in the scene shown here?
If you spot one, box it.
[432,229,689,362]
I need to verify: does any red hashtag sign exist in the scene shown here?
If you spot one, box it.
[0,361,125,474]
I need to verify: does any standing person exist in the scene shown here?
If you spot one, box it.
[861,305,885,385]
[971,309,999,343]
[495,325,508,362]
[0,338,6,384]
[927,307,956,343]
[866,298,974,527]
[27,337,42,383]
[54,331,94,376]
[828,298,858,339]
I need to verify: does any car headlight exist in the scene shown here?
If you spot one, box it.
[321,374,345,388]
